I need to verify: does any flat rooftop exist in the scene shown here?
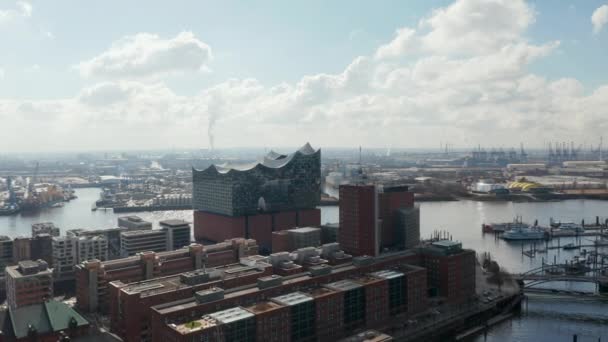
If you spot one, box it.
[121,261,266,297]
[288,227,320,234]
[172,316,218,335]
[370,270,404,280]
[160,219,190,227]
[209,307,254,324]
[121,229,166,237]
[324,279,363,292]
[307,286,338,298]
[245,301,284,314]
[272,292,313,306]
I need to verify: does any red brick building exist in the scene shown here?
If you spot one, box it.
[339,184,378,257]
[75,239,258,313]
[109,257,273,342]
[194,209,321,253]
[146,251,425,342]
[420,241,477,304]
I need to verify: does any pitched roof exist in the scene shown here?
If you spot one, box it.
[5,301,88,339]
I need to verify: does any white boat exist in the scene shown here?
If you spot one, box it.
[502,226,546,240]
[555,222,584,233]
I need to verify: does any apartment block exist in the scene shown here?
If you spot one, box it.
[5,260,53,309]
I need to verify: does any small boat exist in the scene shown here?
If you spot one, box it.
[563,243,580,250]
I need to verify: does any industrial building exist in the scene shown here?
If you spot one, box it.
[192,143,322,252]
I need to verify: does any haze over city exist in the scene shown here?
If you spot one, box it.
[1,0,607,152]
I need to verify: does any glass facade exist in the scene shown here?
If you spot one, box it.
[193,145,321,217]
[290,301,315,341]
[343,288,365,326]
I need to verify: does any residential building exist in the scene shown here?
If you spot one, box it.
[288,227,321,250]
[52,236,78,281]
[5,260,53,309]
[67,227,126,259]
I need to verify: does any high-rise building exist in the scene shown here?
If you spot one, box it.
[160,219,191,251]
[339,184,418,257]
[192,143,321,252]
[339,184,378,257]
[5,259,53,309]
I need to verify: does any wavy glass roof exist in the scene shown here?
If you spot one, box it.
[195,143,318,174]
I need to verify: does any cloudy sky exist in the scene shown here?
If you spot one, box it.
[1,0,608,152]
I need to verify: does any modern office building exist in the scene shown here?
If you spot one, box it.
[118,216,153,230]
[160,219,191,251]
[120,229,168,257]
[339,184,418,257]
[192,143,322,252]
[5,259,53,309]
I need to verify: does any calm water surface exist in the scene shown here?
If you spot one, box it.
[1,189,607,340]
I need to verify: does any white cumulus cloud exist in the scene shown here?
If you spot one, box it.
[77,31,212,79]
[1,0,608,152]
[592,4,608,34]
[0,1,32,23]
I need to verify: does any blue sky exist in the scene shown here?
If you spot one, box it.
[1,0,608,151]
